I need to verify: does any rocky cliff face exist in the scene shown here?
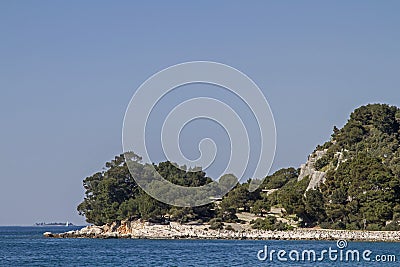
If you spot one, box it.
[297,149,327,191]
[297,148,348,192]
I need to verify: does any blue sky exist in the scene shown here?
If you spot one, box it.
[1,1,400,225]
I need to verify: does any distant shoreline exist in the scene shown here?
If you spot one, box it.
[44,220,400,242]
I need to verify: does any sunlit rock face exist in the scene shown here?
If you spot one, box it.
[297,149,327,191]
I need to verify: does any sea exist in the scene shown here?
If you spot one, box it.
[0,226,399,266]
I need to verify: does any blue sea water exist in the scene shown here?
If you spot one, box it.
[0,226,399,266]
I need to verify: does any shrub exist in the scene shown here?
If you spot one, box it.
[250,216,291,230]
[366,224,381,231]
[319,222,331,229]
[383,221,400,231]
[209,218,224,230]
[315,156,330,171]
[345,222,361,230]
[331,221,346,230]
[225,225,235,231]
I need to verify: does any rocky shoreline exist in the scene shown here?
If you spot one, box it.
[43,220,400,242]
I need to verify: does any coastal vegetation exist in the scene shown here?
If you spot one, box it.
[78,104,400,231]
[77,153,216,226]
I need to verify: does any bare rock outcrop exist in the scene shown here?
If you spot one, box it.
[297,149,327,191]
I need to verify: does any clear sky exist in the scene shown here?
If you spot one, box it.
[1,1,400,225]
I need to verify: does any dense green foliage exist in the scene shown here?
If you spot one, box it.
[251,216,292,231]
[260,167,298,190]
[77,153,215,225]
[77,155,294,228]
[317,104,400,230]
[209,218,224,230]
[248,104,400,230]
[78,104,400,231]
[268,104,400,230]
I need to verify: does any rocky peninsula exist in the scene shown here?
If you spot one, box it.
[44,219,400,242]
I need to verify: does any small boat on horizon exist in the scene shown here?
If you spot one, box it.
[35,222,75,227]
